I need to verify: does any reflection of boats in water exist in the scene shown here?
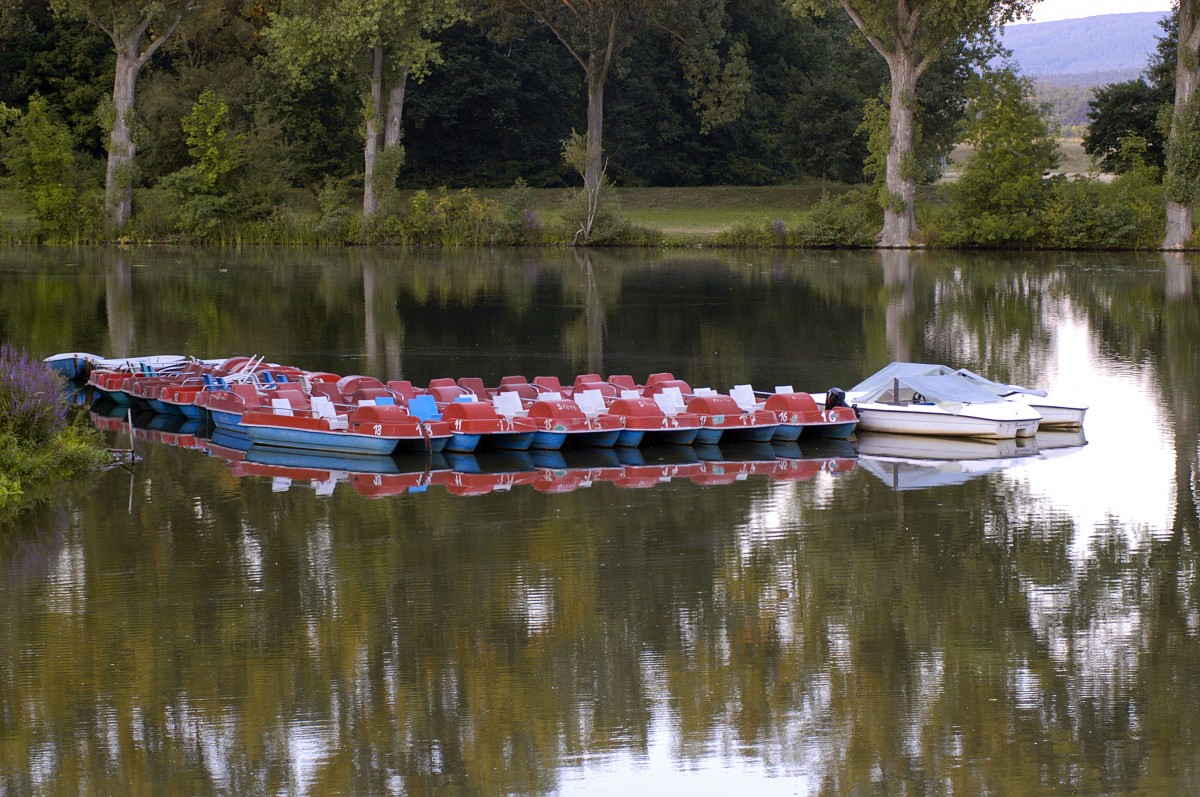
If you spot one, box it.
[857,431,1084,491]
[110,413,861,499]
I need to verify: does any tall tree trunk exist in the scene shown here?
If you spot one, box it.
[363,46,384,221]
[106,46,139,232]
[580,67,606,242]
[878,52,918,248]
[385,72,407,150]
[1164,1,1200,250]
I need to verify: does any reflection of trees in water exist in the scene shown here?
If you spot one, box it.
[0,506,68,594]
[3,249,1200,793]
[4,442,1200,795]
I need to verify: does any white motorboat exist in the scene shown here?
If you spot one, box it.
[851,362,1086,429]
[953,367,1087,429]
[824,364,1044,440]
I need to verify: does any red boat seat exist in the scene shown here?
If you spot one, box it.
[231,383,262,405]
[458,377,490,399]
[352,386,393,405]
[533,375,566,395]
[575,380,617,399]
[311,382,343,405]
[573,374,602,388]
[387,380,417,401]
[429,385,469,403]
[607,374,637,391]
[337,375,384,396]
[644,379,692,397]
[687,394,741,415]
[271,387,311,411]
[428,377,457,389]
[498,376,538,400]
[645,373,676,390]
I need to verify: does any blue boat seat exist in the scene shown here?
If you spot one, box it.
[408,394,441,421]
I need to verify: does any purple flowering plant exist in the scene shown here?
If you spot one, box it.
[0,345,68,445]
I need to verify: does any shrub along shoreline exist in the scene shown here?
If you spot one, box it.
[0,346,110,516]
[0,173,1182,251]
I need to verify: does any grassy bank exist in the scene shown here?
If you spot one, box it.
[485,184,852,237]
[0,181,853,245]
[0,346,111,516]
[0,144,1178,248]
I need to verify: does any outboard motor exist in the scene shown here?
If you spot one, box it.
[826,386,861,419]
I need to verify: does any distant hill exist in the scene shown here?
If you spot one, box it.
[1001,12,1167,77]
[1000,13,1169,132]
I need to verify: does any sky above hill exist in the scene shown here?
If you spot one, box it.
[1026,0,1172,23]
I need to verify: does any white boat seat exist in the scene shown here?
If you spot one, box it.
[494,391,524,418]
[535,391,563,402]
[575,389,606,418]
[270,397,294,417]
[730,384,757,411]
[312,396,348,430]
[654,386,686,416]
[620,389,640,400]
[693,387,717,397]
[775,385,793,394]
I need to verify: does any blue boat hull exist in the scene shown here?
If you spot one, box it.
[241,424,401,456]
[47,356,87,381]
[179,404,205,420]
[771,425,803,442]
[211,410,244,431]
[722,425,778,443]
[484,431,536,451]
[530,431,567,450]
[616,429,644,447]
[446,433,482,453]
[564,429,621,448]
[149,398,184,416]
[695,427,724,445]
[801,421,858,440]
[98,389,134,406]
[641,428,699,446]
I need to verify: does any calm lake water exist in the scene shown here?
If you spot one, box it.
[2,246,1199,796]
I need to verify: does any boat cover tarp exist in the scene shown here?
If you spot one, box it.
[851,373,1011,415]
[850,362,957,394]
[851,362,1049,408]
[955,368,1049,398]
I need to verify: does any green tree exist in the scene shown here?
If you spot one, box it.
[1084,79,1168,173]
[1163,0,1200,249]
[1,95,82,235]
[946,66,1059,246]
[48,0,197,232]
[476,0,750,242]
[264,0,464,221]
[792,0,1035,247]
[1083,13,1176,174]
[158,88,238,235]
[0,0,111,161]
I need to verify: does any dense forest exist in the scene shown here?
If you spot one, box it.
[0,3,902,190]
[0,0,1195,249]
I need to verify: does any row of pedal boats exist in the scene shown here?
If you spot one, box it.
[78,354,860,456]
[60,353,1087,458]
